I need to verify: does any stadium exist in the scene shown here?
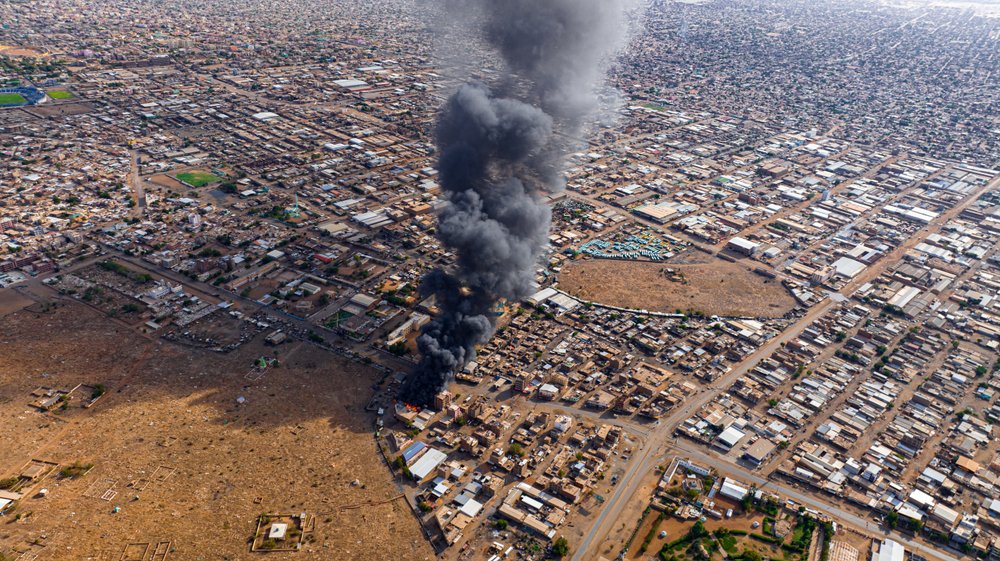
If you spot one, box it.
[0,86,47,108]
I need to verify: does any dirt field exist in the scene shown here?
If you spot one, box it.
[559,258,796,318]
[0,46,46,58]
[27,102,96,117]
[0,289,34,316]
[148,174,187,191]
[0,301,433,561]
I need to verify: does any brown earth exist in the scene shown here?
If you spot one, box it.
[559,258,796,318]
[0,46,46,58]
[27,102,96,117]
[148,174,186,190]
[0,301,434,561]
[0,289,34,316]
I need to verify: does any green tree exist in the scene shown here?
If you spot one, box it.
[886,510,899,529]
[552,536,570,557]
[689,520,708,540]
[741,485,757,512]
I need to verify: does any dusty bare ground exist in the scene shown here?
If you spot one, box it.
[559,258,796,318]
[0,290,34,316]
[0,46,46,57]
[0,301,433,561]
[28,102,96,117]
[148,174,186,190]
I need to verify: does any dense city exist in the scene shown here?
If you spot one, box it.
[0,1,998,561]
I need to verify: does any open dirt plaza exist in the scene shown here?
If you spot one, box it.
[0,298,433,561]
[558,257,796,318]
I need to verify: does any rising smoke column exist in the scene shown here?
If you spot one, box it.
[400,0,634,406]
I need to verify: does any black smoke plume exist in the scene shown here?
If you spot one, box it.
[401,0,634,406]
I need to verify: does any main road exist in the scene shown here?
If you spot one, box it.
[668,439,967,561]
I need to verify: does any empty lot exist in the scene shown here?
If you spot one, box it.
[0,300,433,561]
[559,257,796,318]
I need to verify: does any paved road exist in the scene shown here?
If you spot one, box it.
[668,440,967,561]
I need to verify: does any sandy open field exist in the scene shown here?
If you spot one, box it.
[0,290,34,316]
[148,174,187,191]
[0,300,433,561]
[559,257,796,318]
[28,102,96,117]
[0,46,46,58]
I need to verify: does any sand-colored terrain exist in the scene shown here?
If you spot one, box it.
[559,257,796,318]
[0,299,433,561]
[0,289,34,316]
[0,46,47,58]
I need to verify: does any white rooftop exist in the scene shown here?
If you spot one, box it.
[876,540,904,561]
[269,522,288,539]
[832,257,866,278]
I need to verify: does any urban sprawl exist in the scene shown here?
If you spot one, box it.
[0,1,998,561]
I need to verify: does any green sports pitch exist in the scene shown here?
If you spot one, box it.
[0,93,27,105]
[176,171,221,188]
[47,91,74,99]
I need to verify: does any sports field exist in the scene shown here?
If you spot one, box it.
[0,93,27,105]
[48,90,74,99]
[176,171,220,187]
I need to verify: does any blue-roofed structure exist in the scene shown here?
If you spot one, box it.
[0,86,46,107]
[401,440,427,464]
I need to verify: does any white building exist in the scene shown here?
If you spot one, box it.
[873,539,904,561]
[718,477,750,502]
[727,237,760,256]
[410,448,448,481]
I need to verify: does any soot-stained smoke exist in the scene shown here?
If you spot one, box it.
[400,0,633,406]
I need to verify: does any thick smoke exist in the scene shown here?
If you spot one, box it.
[401,0,634,406]
[482,0,632,127]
